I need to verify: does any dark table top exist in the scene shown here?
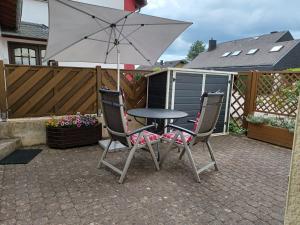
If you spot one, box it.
[127,108,188,119]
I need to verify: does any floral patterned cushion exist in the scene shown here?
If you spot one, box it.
[162,131,193,144]
[130,130,160,145]
[192,112,201,132]
[124,112,129,131]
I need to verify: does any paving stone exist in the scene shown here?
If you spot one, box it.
[0,136,290,225]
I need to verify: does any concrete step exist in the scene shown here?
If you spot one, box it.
[0,138,21,161]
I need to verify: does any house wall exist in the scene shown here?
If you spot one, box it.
[284,96,300,225]
[0,37,47,64]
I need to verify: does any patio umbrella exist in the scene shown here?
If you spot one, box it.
[44,0,192,91]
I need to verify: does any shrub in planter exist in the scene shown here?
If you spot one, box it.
[246,115,294,149]
[46,114,102,149]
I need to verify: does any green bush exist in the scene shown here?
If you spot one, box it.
[229,121,246,135]
[246,115,266,124]
[246,114,295,133]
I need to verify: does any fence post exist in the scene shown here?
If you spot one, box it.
[0,60,7,116]
[243,71,259,127]
[96,66,102,115]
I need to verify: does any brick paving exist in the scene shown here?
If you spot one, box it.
[0,135,291,225]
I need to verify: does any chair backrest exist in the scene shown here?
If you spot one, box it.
[99,89,130,146]
[194,92,224,136]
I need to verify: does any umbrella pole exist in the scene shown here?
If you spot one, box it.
[117,49,120,92]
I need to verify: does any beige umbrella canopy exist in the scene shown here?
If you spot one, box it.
[45,0,192,90]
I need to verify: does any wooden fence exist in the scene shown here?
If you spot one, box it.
[230,71,300,128]
[0,61,149,118]
[99,68,148,109]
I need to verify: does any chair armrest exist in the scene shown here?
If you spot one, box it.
[167,124,196,136]
[187,119,196,123]
[127,124,155,136]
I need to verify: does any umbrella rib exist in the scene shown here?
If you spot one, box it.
[87,37,129,45]
[116,22,190,26]
[94,19,110,36]
[115,27,152,65]
[117,15,128,41]
[45,25,111,60]
[105,27,119,63]
[114,11,135,25]
[119,25,143,43]
[104,28,113,63]
[55,0,110,25]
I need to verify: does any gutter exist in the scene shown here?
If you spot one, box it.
[1,34,47,42]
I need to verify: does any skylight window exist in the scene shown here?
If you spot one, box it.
[231,50,242,56]
[270,45,283,52]
[247,48,259,55]
[222,52,231,57]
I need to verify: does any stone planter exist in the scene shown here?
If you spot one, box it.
[46,124,102,149]
[247,123,293,149]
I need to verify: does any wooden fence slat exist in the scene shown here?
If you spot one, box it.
[13,68,72,116]
[36,69,92,114]
[96,66,101,115]
[57,77,96,114]
[8,67,51,106]
[99,68,148,110]
[77,92,97,113]
[0,61,6,113]
[6,66,29,87]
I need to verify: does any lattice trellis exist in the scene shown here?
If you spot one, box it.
[255,72,300,117]
[230,74,248,126]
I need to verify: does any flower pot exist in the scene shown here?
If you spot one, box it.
[46,124,102,149]
[247,123,293,149]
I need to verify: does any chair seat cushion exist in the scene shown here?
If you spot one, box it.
[192,112,201,131]
[162,131,193,144]
[130,130,160,145]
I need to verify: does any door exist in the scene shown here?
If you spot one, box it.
[204,75,231,133]
[172,72,203,130]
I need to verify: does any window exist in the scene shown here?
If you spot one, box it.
[270,45,283,52]
[8,42,46,65]
[231,50,242,56]
[247,48,259,55]
[222,52,231,57]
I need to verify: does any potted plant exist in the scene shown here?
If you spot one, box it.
[46,113,102,149]
[246,115,294,149]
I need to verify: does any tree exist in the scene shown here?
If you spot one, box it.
[186,40,205,61]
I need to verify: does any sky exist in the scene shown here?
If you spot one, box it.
[141,0,300,61]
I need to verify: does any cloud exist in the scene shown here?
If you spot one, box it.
[141,0,300,60]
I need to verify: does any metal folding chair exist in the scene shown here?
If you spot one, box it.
[161,92,224,182]
[98,89,160,183]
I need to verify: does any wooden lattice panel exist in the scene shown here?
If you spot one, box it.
[230,74,249,126]
[255,72,300,117]
[100,69,149,109]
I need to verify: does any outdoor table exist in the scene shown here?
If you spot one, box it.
[127,108,188,160]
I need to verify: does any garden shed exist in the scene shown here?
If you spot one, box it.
[146,68,236,134]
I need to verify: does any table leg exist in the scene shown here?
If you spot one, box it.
[153,119,160,161]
